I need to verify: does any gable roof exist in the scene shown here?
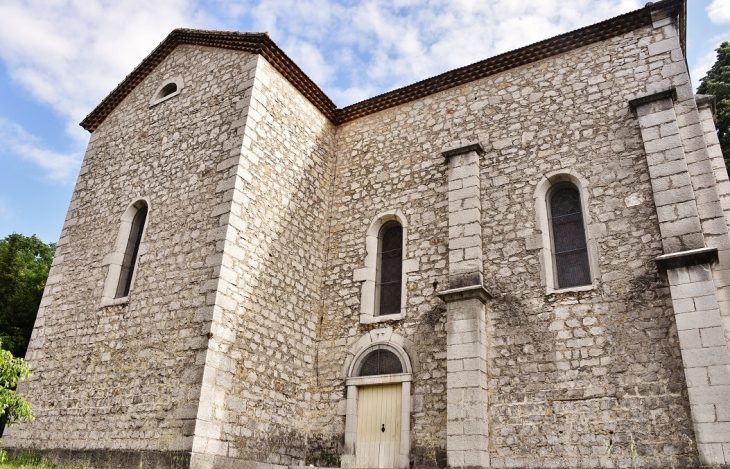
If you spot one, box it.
[80,30,337,131]
[80,0,685,132]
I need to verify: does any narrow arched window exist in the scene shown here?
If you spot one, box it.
[156,82,177,100]
[376,222,402,316]
[150,77,183,106]
[549,185,591,288]
[358,348,403,376]
[115,205,148,298]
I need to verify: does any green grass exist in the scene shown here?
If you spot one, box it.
[0,452,85,469]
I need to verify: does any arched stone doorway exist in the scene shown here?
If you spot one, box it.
[342,339,412,469]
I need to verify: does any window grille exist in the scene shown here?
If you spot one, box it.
[377,223,402,315]
[550,186,590,288]
[115,205,148,298]
[358,349,403,376]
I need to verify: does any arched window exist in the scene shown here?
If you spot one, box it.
[377,222,402,316]
[100,199,150,306]
[115,205,148,298]
[354,211,416,323]
[156,83,177,100]
[150,76,183,106]
[358,348,404,376]
[548,184,591,288]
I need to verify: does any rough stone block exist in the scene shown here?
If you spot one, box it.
[678,329,702,349]
[708,365,730,386]
[645,134,683,155]
[692,404,717,423]
[667,266,691,286]
[683,346,730,368]
[654,185,696,207]
[661,216,702,239]
[675,309,723,330]
[696,422,730,444]
[688,385,730,405]
[701,327,728,348]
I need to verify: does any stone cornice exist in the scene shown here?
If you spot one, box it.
[695,94,717,119]
[441,141,485,159]
[655,247,719,270]
[628,87,677,114]
[437,285,492,304]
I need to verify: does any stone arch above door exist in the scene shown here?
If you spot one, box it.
[340,327,419,381]
[341,330,413,469]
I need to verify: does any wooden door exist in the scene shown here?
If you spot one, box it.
[355,383,402,468]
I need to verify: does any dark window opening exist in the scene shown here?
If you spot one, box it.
[156,82,177,100]
[549,186,591,288]
[377,222,402,315]
[358,349,403,376]
[115,205,148,298]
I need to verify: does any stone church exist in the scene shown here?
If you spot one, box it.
[5,0,730,467]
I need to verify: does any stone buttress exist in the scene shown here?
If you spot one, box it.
[628,3,730,465]
[437,141,491,469]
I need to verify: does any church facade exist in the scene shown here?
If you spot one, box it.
[5,0,730,467]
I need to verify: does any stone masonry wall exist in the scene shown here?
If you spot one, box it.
[316,20,699,468]
[5,7,723,469]
[190,55,337,468]
[4,45,260,454]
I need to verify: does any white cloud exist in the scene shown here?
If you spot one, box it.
[202,0,643,105]
[320,0,642,105]
[219,0,641,106]
[691,49,717,90]
[707,0,730,24]
[0,0,648,118]
[0,119,82,182]
[0,0,214,140]
[281,40,336,87]
[690,32,730,91]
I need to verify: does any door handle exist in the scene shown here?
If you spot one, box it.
[381,424,385,433]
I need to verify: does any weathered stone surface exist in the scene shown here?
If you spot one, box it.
[5,44,264,454]
[6,4,730,469]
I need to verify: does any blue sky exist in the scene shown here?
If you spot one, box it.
[0,0,729,244]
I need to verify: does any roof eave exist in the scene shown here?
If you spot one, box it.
[79,0,686,132]
[337,0,686,123]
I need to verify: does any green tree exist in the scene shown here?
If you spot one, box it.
[0,346,32,427]
[0,234,55,358]
[697,41,730,168]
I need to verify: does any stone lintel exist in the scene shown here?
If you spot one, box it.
[346,373,412,387]
[628,87,677,114]
[695,94,717,118]
[655,246,718,270]
[441,140,485,160]
[437,284,491,304]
